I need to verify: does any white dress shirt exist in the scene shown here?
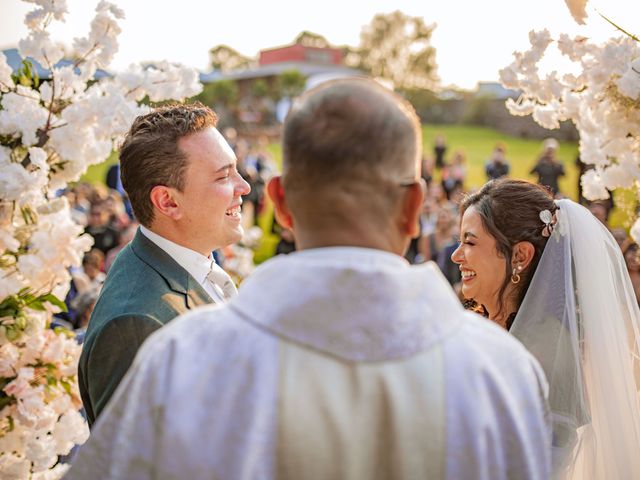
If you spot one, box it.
[139,226,233,303]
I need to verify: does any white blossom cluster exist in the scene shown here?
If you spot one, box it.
[499,26,640,235]
[0,1,202,478]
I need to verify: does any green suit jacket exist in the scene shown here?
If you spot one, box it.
[79,229,213,426]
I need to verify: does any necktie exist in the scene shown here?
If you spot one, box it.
[205,264,238,301]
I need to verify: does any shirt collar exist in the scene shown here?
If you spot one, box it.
[139,225,212,285]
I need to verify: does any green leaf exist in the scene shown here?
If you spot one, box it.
[53,326,75,338]
[5,327,21,342]
[14,315,26,330]
[0,395,16,410]
[60,379,72,395]
[40,293,67,312]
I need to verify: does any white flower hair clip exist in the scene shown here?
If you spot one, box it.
[540,209,557,237]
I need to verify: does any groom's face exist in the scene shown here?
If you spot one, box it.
[173,127,250,256]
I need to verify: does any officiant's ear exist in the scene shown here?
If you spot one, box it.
[399,178,426,238]
[511,241,535,270]
[149,185,180,220]
[267,176,293,230]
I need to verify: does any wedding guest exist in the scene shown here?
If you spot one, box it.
[530,138,565,196]
[71,287,100,344]
[422,207,460,285]
[84,202,119,254]
[72,248,106,293]
[104,222,138,273]
[485,143,510,180]
[452,179,640,478]
[69,79,550,480]
[433,133,447,169]
[78,103,250,426]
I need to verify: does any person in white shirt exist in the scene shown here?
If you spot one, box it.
[68,80,551,479]
[77,103,250,427]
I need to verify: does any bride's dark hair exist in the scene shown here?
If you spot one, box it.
[460,179,556,322]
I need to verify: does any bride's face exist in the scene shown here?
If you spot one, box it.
[451,206,507,313]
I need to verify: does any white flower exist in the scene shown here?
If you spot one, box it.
[51,65,87,101]
[564,0,588,25]
[0,343,19,377]
[17,254,49,290]
[616,60,640,100]
[532,103,561,129]
[52,410,89,455]
[557,34,589,62]
[0,52,15,92]
[0,229,20,253]
[31,463,70,480]
[0,452,31,479]
[498,66,519,90]
[505,97,536,116]
[24,430,57,471]
[581,169,610,200]
[601,164,635,189]
[18,30,65,67]
[23,0,69,31]
[0,274,25,300]
[72,1,123,70]
[0,87,49,146]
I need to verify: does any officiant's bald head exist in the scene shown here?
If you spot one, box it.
[268,78,424,254]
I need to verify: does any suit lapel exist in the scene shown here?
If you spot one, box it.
[130,229,213,309]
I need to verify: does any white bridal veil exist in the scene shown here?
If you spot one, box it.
[511,199,640,479]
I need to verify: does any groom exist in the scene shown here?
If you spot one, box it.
[78,103,250,426]
[69,80,551,479]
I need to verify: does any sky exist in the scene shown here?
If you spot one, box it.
[1,0,638,89]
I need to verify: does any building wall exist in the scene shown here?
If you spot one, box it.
[259,45,343,66]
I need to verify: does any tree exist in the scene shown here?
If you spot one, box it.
[197,79,239,108]
[276,69,307,99]
[356,10,439,90]
[294,31,330,48]
[208,45,253,72]
[251,78,269,99]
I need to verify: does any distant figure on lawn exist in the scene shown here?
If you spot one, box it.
[485,142,510,180]
[530,138,565,196]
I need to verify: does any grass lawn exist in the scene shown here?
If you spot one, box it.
[422,125,580,195]
[81,124,634,263]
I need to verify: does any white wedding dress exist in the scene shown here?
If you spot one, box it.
[510,199,640,479]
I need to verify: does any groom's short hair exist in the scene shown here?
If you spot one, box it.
[119,103,217,226]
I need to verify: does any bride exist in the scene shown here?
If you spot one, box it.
[451,178,640,479]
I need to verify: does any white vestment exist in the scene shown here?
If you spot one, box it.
[68,247,551,480]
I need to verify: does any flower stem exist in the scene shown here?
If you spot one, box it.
[597,11,640,42]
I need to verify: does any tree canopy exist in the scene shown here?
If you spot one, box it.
[209,45,253,72]
[294,31,331,48]
[355,10,438,90]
